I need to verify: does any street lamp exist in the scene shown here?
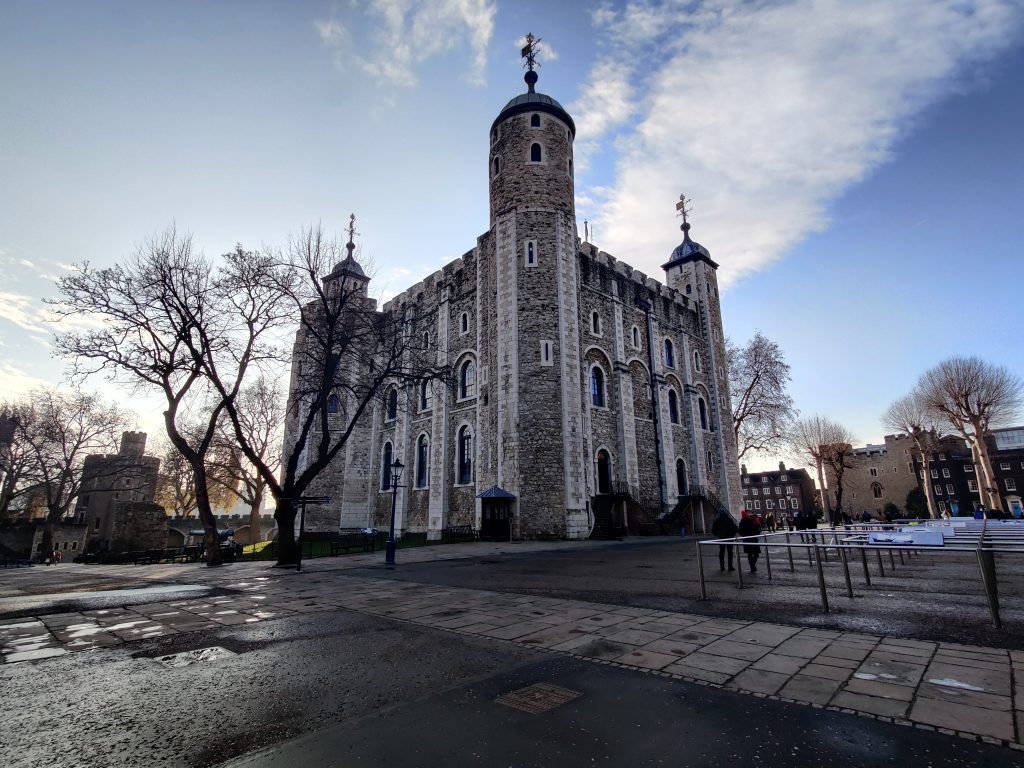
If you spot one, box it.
[385,458,405,566]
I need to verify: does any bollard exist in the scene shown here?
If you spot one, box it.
[876,549,885,577]
[813,543,830,613]
[696,541,708,601]
[736,542,744,589]
[839,545,854,598]
[859,546,871,587]
[763,534,773,581]
[786,532,795,572]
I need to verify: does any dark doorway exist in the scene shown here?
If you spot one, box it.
[676,459,688,496]
[481,501,512,541]
[596,450,612,494]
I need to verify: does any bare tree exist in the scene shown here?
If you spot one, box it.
[51,230,287,565]
[727,332,798,461]
[218,224,448,566]
[16,389,128,554]
[881,392,942,519]
[917,356,1022,514]
[155,431,239,519]
[208,376,284,543]
[790,415,854,525]
[0,401,35,521]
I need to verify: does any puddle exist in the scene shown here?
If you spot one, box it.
[927,677,985,692]
[153,646,237,668]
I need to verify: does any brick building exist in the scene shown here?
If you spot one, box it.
[286,64,741,540]
[739,462,815,519]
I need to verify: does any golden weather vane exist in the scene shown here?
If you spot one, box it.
[675,193,692,226]
[521,32,542,71]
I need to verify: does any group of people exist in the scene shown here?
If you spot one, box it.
[711,507,825,574]
[711,509,762,573]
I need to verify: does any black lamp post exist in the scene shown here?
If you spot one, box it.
[385,458,405,566]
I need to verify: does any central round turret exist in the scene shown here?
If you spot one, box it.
[488,71,576,225]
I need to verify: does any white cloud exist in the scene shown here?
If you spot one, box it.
[574,0,1024,289]
[0,363,50,397]
[0,291,49,333]
[318,0,497,88]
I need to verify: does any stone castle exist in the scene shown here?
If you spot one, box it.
[287,61,741,540]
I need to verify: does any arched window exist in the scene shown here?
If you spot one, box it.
[871,482,883,499]
[416,434,429,488]
[420,380,432,411]
[668,390,679,424]
[693,350,702,372]
[386,389,398,420]
[526,240,536,266]
[590,366,606,408]
[381,442,393,490]
[461,312,469,334]
[327,394,339,414]
[596,449,612,494]
[707,449,714,470]
[422,331,429,348]
[676,459,688,496]
[457,426,473,484]
[631,326,640,348]
[591,311,601,334]
[492,157,500,176]
[685,283,692,295]
[530,113,540,127]
[664,339,674,368]
[459,359,476,399]
[698,397,708,430]
[530,143,542,162]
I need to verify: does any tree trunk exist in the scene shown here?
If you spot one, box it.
[40,516,56,563]
[919,448,939,518]
[192,465,222,566]
[972,432,1004,513]
[815,459,829,521]
[248,488,263,545]
[274,498,298,565]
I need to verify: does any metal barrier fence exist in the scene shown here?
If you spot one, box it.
[696,519,1024,628]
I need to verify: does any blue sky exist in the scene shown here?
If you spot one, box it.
[1,0,1022,471]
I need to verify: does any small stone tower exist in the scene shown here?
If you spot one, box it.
[661,202,741,516]
[119,431,147,457]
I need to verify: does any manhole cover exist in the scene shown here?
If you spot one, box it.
[153,646,237,668]
[495,683,582,714]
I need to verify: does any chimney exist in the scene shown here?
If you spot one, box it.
[740,464,747,475]
[779,461,786,471]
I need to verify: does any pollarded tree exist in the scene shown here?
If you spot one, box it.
[51,229,288,565]
[218,222,449,566]
[917,356,1022,513]
[882,392,941,519]
[16,388,128,554]
[790,415,854,526]
[727,332,798,461]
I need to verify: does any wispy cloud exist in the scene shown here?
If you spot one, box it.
[0,363,50,396]
[316,0,497,88]
[573,0,1024,289]
[0,290,49,333]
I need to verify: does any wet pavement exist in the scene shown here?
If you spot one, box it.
[3,537,1024,766]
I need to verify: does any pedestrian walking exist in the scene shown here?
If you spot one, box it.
[738,511,762,573]
[711,507,738,572]
[53,549,62,565]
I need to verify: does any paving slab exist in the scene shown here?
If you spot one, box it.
[831,691,909,718]
[843,676,916,702]
[728,668,790,695]
[779,674,844,705]
[910,696,1015,741]
[924,661,1012,696]
[802,662,854,682]
[677,652,750,676]
[700,637,773,662]
[613,648,680,670]
[750,653,808,676]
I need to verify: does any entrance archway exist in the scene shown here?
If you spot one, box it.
[596,450,612,494]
